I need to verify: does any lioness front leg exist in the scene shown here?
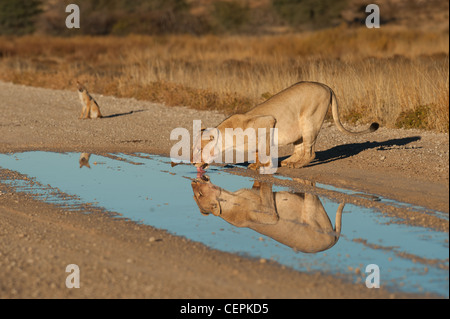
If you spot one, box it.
[248,151,273,171]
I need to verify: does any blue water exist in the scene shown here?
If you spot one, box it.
[0,152,448,297]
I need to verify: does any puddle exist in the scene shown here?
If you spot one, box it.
[315,183,449,221]
[0,151,448,297]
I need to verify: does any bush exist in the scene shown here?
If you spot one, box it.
[395,105,430,130]
[37,0,207,36]
[273,0,348,29]
[0,0,42,35]
[211,1,250,33]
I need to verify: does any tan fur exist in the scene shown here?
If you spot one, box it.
[79,153,91,169]
[191,178,344,253]
[194,81,378,169]
[77,81,103,119]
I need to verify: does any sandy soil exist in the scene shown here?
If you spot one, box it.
[0,81,448,299]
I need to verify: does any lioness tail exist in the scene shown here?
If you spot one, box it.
[330,89,379,136]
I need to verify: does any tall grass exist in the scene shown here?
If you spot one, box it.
[0,26,448,131]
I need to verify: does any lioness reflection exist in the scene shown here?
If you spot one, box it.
[191,177,344,253]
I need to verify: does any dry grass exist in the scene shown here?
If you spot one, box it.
[0,26,448,131]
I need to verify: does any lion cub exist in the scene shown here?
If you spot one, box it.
[79,153,91,169]
[77,81,103,119]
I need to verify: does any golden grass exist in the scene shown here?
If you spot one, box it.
[0,26,448,132]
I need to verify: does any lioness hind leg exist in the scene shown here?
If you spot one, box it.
[281,133,317,169]
[294,132,317,168]
[298,143,316,168]
[281,142,305,168]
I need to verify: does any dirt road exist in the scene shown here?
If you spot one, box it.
[0,81,448,298]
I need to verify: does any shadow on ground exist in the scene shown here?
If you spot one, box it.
[307,136,422,167]
[222,136,422,169]
[102,109,146,119]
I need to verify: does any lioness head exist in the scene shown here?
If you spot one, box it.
[192,114,276,170]
[191,177,221,216]
[192,128,219,170]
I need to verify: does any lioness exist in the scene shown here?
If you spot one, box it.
[194,81,378,170]
[191,177,344,253]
